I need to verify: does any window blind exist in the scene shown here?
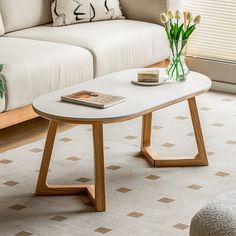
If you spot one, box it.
[181,0,236,63]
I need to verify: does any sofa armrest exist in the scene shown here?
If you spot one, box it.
[120,0,167,25]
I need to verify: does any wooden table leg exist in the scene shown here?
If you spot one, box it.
[92,124,106,212]
[188,97,208,165]
[141,97,209,167]
[141,113,154,165]
[35,120,59,194]
[35,120,106,212]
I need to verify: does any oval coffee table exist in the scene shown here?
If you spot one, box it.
[33,68,211,212]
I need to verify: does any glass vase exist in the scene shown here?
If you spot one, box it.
[166,40,189,82]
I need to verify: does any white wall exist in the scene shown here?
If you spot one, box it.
[167,0,183,11]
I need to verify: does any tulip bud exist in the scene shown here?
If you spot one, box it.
[175,10,181,20]
[194,15,201,24]
[167,9,174,20]
[160,13,169,24]
[186,12,193,21]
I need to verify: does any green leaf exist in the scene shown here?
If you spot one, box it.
[185,25,196,39]
[170,20,174,30]
[182,28,186,40]
[0,80,4,99]
[176,24,184,41]
[165,27,171,41]
[171,28,174,40]
[0,66,6,99]
[174,23,178,40]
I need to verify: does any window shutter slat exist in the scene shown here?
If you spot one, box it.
[182,0,236,63]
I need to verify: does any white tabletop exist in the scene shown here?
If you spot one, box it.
[33,68,211,124]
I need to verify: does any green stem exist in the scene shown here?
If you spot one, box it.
[167,62,174,74]
[167,57,177,76]
[176,61,179,81]
[171,59,177,78]
[187,21,191,30]
[179,57,185,77]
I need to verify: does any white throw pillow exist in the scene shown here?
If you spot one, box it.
[51,0,124,27]
[0,13,5,36]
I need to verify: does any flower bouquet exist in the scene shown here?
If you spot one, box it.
[160,10,201,82]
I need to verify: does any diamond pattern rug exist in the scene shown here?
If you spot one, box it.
[0,91,236,236]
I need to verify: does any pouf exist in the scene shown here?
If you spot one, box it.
[190,191,236,236]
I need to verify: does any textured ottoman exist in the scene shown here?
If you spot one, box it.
[190,191,236,236]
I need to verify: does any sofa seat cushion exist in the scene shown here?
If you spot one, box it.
[5,20,169,77]
[0,37,93,111]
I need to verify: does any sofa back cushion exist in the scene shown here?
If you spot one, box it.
[0,13,5,36]
[0,0,52,33]
[51,0,124,27]
[119,0,167,25]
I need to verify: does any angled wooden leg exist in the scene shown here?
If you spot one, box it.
[188,97,208,165]
[141,97,208,167]
[91,124,106,212]
[35,120,106,212]
[35,119,59,194]
[141,113,154,165]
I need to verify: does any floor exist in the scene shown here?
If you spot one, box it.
[0,91,236,236]
[0,117,77,153]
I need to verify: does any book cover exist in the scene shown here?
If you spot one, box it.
[61,90,126,109]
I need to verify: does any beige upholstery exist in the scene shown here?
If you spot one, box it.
[0,1,170,112]
[120,0,167,25]
[0,13,5,112]
[0,13,4,36]
[0,37,93,111]
[0,0,52,33]
[5,20,169,77]
[0,96,5,113]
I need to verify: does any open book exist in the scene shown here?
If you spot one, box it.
[61,90,126,109]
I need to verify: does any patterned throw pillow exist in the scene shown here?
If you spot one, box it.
[51,0,124,27]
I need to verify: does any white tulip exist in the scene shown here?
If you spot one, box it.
[186,12,193,21]
[160,13,169,24]
[175,10,181,20]
[194,15,201,24]
[167,9,174,20]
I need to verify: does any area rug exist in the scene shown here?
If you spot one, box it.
[0,91,236,236]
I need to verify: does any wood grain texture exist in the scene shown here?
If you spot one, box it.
[92,124,106,212]
[35,120,105,212]
[0,117,77,154]
[148,60,169,68]
[35,120,59,195]
[141,97,208,167]
[0,105,38,129]
[188,97,208,165]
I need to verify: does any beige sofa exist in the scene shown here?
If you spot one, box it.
[0,0,169,124]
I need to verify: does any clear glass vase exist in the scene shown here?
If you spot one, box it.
[166,40,189,82]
